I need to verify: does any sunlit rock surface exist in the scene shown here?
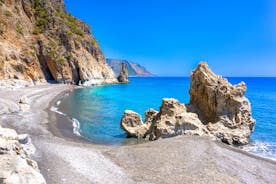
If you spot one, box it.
[120,62,255,145]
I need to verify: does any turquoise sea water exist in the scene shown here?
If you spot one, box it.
[58,77,276,160]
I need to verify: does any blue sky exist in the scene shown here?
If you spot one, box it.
[65,0,276,76]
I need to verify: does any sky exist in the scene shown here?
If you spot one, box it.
[64,0,276,77]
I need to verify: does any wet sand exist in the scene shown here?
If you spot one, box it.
[0,84,276,184]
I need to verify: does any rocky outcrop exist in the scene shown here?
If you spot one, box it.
[120,62,256,145]
[190,62,255,144]
[121,100,209,140]
[117,63,129,83]
[106,59,153,77]
[0,125,46,184]
[0,0,117,85]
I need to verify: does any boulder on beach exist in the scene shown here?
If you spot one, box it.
[18,96,31,112]
[0,125,46,184]
[117,63,129,83]
[120,62,256,145]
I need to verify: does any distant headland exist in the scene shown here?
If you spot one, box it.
[106,59,153,77]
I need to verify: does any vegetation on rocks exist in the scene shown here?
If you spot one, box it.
[56,58,65,65]
[32,0,49,34]
[0,20,3,35]
[16,21,23,35]
[63,13,84,36]
[4,10,12,17]
[0,0,117,84]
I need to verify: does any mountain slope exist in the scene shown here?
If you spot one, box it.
[0,0,117,84]
[106,59,153,77]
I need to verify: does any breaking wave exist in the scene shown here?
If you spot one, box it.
[56,100,61,106]
[241,141,276,161]
[50,106,66,115]
[72,118,81,137]
[50,104,82,137]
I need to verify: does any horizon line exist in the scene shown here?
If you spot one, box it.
[128,76,276,78]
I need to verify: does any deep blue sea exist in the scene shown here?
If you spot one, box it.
[57,77,276,160]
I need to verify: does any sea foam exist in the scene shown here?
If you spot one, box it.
[241,141,276,161]
[50,106,66,115]
[72,118,81,136]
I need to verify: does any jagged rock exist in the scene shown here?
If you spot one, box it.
[150,99,209,139]
[190,62,255,145]
[0,125,46,184]
[121,99,209,141]
[120,109,158,138]
[120,110,147,138]
[120,62,255,145]
[0,0,117,85]
[117,63,129,83]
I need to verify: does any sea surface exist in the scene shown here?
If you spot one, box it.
[57,77,276,160]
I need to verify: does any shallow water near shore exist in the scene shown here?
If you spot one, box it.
[57,77,276,160]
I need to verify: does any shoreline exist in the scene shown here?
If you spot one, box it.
[51,91,276,164]
[51,85,276,163]
[46,88,85,143]
[0,84,276,183]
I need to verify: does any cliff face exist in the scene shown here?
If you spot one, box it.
[0,0,117,84]
[106,59,153,77]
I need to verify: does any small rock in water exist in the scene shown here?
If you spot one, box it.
[117,63,129,83]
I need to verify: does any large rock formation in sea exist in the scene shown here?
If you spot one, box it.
[0,125,46,184]
[0,0,117,85]
[117,63,129,83]
[120,62,256,145]
[106,59,153,77]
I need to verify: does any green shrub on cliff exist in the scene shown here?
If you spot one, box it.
[16,26,23,35]
[65,19,84,36]
[56,11,84,36]
[49,50,56,57]
[4,10,12,17]
[76,36,82,42]
[65,53,73,60]
[15,6,20,14]
[56,58,65,64]
[36,17,47,25]
[91,40,96,46]
[33,27,40,35]
[16,22,23,35]
[32,0,49,34]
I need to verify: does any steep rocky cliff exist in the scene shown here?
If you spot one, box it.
[0,0,117,84]
[106,59,153,77]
